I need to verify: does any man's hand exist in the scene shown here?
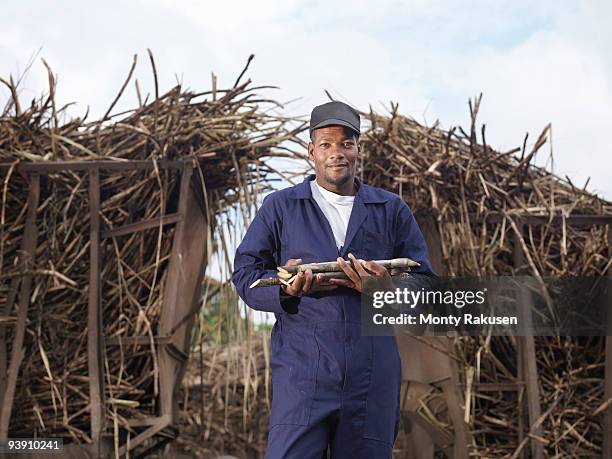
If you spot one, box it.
[281,258,338,297]
[328,253,394,293]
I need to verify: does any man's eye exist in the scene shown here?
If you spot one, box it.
[343,142,354,148]
[320,143,330,148]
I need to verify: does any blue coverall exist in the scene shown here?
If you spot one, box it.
[232,175,435,459]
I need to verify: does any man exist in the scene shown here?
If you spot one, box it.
[232,101,435,458]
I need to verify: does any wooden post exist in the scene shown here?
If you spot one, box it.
[156,161,209,430]
[512,225,544,459]
[516,337,526,459]
[116,414,171,456]
[0,173,40,440]
[159,162,194,421]
[440,359,471,459]
[0,274,22,408]
[603,226,612,457]
[88,168,105,456]
[410,213,472,459]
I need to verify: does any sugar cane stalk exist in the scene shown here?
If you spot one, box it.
[277,257,419,274]
[249,267,410,288]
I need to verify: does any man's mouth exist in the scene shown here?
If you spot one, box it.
[328,164,348,170]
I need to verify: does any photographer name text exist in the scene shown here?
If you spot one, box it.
[372,313,518,326]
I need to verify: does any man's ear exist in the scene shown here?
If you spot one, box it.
[308,141,315,160]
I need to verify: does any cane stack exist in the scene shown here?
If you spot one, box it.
[0,54,300,448]
[358,97,612,457]
[177,96,611,457]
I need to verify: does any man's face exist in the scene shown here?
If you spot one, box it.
[308,126,361,192]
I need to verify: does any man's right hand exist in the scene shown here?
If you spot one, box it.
[281,258,338,297]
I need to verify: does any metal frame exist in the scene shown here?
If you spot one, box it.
[88,167,105,456]
[413,213,472,459]
[604,229,612,457]
[0,159,208,458]
[512,227,543,459]
[508,215,611,459]
[1,159,609,457]
[409,211,611,459]
[0,173,40,440]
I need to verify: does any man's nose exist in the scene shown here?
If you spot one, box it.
[328,144,346,159]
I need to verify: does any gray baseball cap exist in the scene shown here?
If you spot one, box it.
[309,101,360,137]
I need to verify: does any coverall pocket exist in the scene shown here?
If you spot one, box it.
[269,326,319,427]
[363,336,403,445]
[365,231,395,260]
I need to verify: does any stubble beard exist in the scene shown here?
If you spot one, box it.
[323,166,353,187]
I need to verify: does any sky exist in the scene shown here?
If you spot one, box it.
[3,1,610,325]
[2,1,611,199]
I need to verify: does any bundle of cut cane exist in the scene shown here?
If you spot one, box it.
[249,257,419,288]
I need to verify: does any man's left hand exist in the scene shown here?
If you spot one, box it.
[328,253,394,293]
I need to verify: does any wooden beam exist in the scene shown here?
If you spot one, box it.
[158,162,193,420]
[116,414,171,456]
[443,355,471,459]
[101,212,182,238]
[0,264,24,404]
[471,212,612,227]
[126,415,169,427]
[521,312,544,459]
[428,215,471,459]
[0,173,40,441]
[412,215,472,459]
[87,168,105,457]
[521,214,612,226]
[517,337,526,459]
[457,382,526,392]
[165,342,189,363]
[513,228,544,459]
[0,159,185,173]
[0,271,20,411]
[603,226,612,458]
[403,410,447,456]
[105,335,171,346]
[168,181,210,427]
[415,213,446,276]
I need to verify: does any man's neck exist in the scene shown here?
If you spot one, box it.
[315,178,356,196]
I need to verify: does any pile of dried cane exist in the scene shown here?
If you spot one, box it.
[178,335,271,459]
[358,96,612,457]
[180,96,611,458]
[175,99,612,458]
[0,54,299,447]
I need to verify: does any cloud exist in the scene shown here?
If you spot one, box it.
[429,4,612,198]
[477,34,610,194]
[1,0,610,198]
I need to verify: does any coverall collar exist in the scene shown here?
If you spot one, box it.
[289,174,389,204]
[290,174,389,256]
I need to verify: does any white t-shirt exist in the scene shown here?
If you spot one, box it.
[310,179,355,250]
